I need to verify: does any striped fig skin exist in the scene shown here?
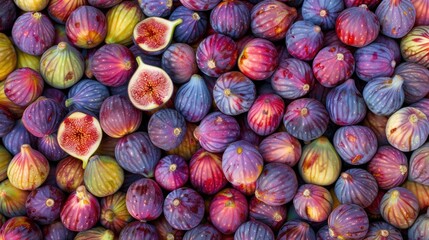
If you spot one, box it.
[222,140,264,186]
[411,98,429,118]
[394,62,429,103]
[368,146,408,190]
[4,68,44,107]
[65,6,107,49]
[0,179,30,218]
[298,137,342,186]
[163,187,205,231]
[238,38,279,81]
[48,0,87,24]
[271,58,315,100]
[2,120,37,155]
[169,6,208,44]
[0,144,12,181]
[43,221,76,240]
[277,220,316,240]
[189,148,227,195]
[91,44,136,87]
[115,132,161,177]
[167,122,200,161]
[12,12,55,56]
[194,111,240,153]
[363,75,405,116]
[180,0,221,10]
[250,0,297,41]
[37,133,68,162]
[247,93,285,136]
[355,43,396,81]
[210,0,250,39]
[386,107,429,152]
[106,1,144,45]
[0,216,43,240]
[402,180,429,212]
[365,221,403,240]
[0,33,17,82]
[335,5,380,47]
[344,0,381,8]
[285,20,324,61]
[100,95,142,138]
[335,169,379,208]
[125,178,163,222]
[375,0,416,38]
[283,98,329,142]
[148,109,187,151]
[154,155,189,191]
[88,0,122,8]
[175,74,212,122]
[380,187,420,229]
[293,184,333,223]
[238,113,262,146]
[119,221,159,240]
[312,45,355,88]
[74,227,115,240]
[316,225,335,240]
[100,192,132,234]
[0,82,25,118]
[43,88,67,106]
[213,71,256,116]
[60,185,100,232]
[259,132,301,167]
[328,204,369,239]
[375,34,402,63]
[362,111,389,146]
[411,0,429,25]
[162,43,198,84]
[0,107,15,137]
[408,209,429,240]
[255,163,298,206]
[183,223,222,240]
[14,0,49,11]
[333,126,378,165]
[209,188,248,234]
[25,185,65,225]
[249,197,287,231]
[301,0,344,30]
[400,26,429,68]
[326,79,366,126]
[153,215,185,240]
[139,0,172,17]
[55,156,84,193]
[235,221,275,240]
[409,142,429,185]
[66,79,110,115]
[0,0,16,31]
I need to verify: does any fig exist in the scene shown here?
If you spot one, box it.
[409,210,429,240]
[355,43,396,81]
[169,6,208,44]
[4,68,44,107]
[249,197,287,231]
[183,223,222,240]
[42,88,67,106]
[167,123,200,161]
[100,192,132,233]
[164,187,205,230]
[133,17,182,55]
[88,0,122,8]
[0,108,14,138]
[119,221,159,240]
[7,144,49,191]
[0,216,42,240]
[328,204,369,239]
[65,79,110,115]
[0,82,26,117]
[409,142,429,185]
[247,93,285,136]
[99,95,142,138]
[299,137,342,186]
[0,0,16,31]
[380,187,420,229]
[301,0,344,30]
[362,111,389,146]
[2,120,37,155]
[210,0,250,39]
[128,57,174,111]
[235,221,275,240]
[55,156,84,193]
[25,185,65,225]
[15,48,40,73]
[375,34,402,63]
[153,215,185,240]
[0,179,29,218]
[209,188,248,234]
[57,111,103,169]
[286,20,324,61]
[148,108,187,151]
[293,184,333,223]
[40,42,84,89]
[12,12,55,56]
[402,180,429,212]
[43,221,75,240]
[375,0,416,38]
[258,132,301,166]
[411,0,429,26]
[400,26,429,68]
[139,0,172,17]
[316,225,335,240]
[126,178,163,222]
[0,145,12,181]
[394,62,429,104]
[366,221,402,240]
[162,43,198,84]
[155,155,189,191]
[74,227,115,240]
[180,0,221,11]
[84,155,124,198]
[65,6,107,49]
[277,220,316,240]
[0,33,17,81]
[48,0,87,24]
[14,0,49,11]
[105,1,143,45]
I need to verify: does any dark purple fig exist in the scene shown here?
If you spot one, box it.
[283,98,329,141]
[100,192,132,234]
[25,185,64,225]
[4,68,44,107]
[42,88,67,107]
[328,204,369,239]
[354,43,396,81]
[366,221,403,240]
[43,221,75,240]
[100,95,142,138]
[55,156,84,193]
[163,187,205,231]
[362,111,389,145]
[394,62,429,104]
[115,132,161,178]
[167,122,200,161]
[74,227,115,240]
[326,79,366,126]
[155,155,189,191]
[375,0,416,38]
[301,0,344,30]
[368,146,408,190]
[374,34,402,63]
[247,93,285,136]
[162,43,198,84]
[66,79,110,115]
[139,0,172,17]
[37,133,68,162]
[380,187,420,229]
[258,132,301,167]
[235,221,275,240]
[343,0,381,8]
[316,225,335,240]
[130,44,162,68]
[126,178,163,222]
[194,111,240,153]
[249,197,287,231]
[183,223,222,240]
[0,216,42,240]
[293,184,333,223]
[209,188,248,234]
[0,0,16,31]
[238,113,262,146]
[0,179,29,218]
[277,220,316,240]
[408,209,429,240]
[60,186,100,232]
[119,221,159,240]
[153,215,185,240]
[409,142,429,186]
[286,20,324,61]
[169,6,208,44]
[0,107,14,137]
[210,0,250,39]
[148,108,187,151]
[179,0,221,11]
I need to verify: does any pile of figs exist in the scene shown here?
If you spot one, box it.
[1,0,429,239]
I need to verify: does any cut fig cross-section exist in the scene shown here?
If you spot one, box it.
[133,17,182,55]
[128,56,174,111]
[57,112,102,169]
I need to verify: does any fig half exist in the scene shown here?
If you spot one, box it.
[57,112,102,169]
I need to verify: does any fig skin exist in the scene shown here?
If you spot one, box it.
[0,33,17,81]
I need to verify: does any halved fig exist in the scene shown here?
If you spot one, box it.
[128,56,174,111]
[57,112,103,169]
[133,17,182,55]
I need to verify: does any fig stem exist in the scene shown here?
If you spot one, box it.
[64,98,73,108]
[136,56,145,66]
[171,18,183,27]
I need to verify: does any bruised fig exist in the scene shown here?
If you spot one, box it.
[128,57,174,111]
[133,17,182,55]
[57,112,102,169]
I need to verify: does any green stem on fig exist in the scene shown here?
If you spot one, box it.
[171,18,183,27]
[136,56,145,66]
[64,98,73,108]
